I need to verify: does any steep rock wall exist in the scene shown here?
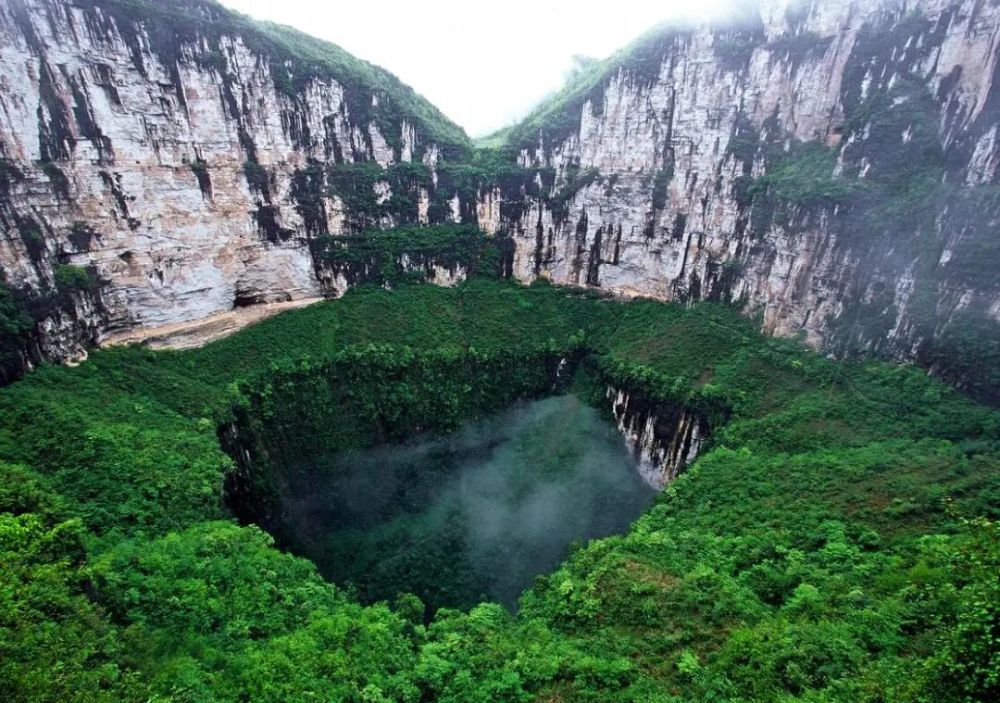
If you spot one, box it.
[487,0,1000,400]
[0,0,468,375]
[2,0,999,401]
[606,385,708,489]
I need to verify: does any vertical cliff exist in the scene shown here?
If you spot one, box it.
[606,385,708,488]
[486,0,1000,401]
[1,0,999,401]
[0,0,470,377]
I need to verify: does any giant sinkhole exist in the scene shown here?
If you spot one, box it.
[220,349,703,614]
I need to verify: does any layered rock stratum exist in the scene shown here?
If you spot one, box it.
[1,0,998,399]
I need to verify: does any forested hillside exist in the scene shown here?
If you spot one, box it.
[3,0,999,402]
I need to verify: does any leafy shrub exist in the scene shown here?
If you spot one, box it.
[749,142,861,205]
[0,280,996,702]
[54,265,97,294]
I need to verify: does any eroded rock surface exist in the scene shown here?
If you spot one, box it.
[489,0,1000,399]
[0,0,463,369]
[2,0,999,399]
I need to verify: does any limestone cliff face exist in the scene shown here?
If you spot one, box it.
[488,0,1000,400]
[2,0,999,399]
[606,385,707,489]
[0,0,467,375]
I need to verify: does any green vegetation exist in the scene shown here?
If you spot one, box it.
[289,158,551,233]
[919,307,1000,405]
[550,165,602,222]
[309,224,512,286]
[765,32,833,63]
[749,141,861,206]
[53,265,98,295]
[1,279,997,702]
[323,161,431,227]
[253,389,651,613]
[0,261,103,387]
[437,148,551,197]
[726,73,1000,404]
[0,281,33,381]
[840,78,948,226]
[2,6,998,697]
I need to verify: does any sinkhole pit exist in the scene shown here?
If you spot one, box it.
[228,391,655,613]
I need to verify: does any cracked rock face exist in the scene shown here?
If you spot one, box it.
[1,0,999,400]
[487,0,1000,397]
[0,0,448,365]
[606,386,706,489]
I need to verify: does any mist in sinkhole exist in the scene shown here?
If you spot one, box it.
[278,395,655,611]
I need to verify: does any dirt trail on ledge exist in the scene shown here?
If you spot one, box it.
[101,298,325,351]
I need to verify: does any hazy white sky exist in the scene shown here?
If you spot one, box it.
[218,0,732,136]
